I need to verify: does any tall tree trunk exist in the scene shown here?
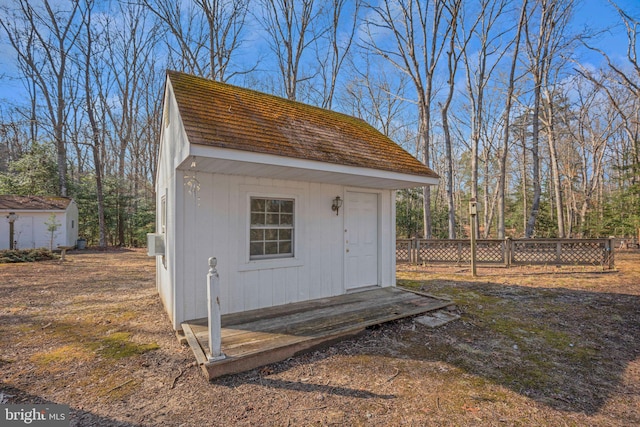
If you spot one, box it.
[81,0,106,247]
[440,0,465,239]
[498,0,527,238]
[525,85,541,238]
[524,0,574,237]
[462,0,509,239]
[441,103,456,238]
[521,124,529,235]
[543,93,565,237]
[420,106,433,238]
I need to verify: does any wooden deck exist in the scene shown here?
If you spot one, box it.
[180,287,453,380]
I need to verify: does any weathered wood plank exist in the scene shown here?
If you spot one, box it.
[203,329,365,379]
[218,289,416,339]
[202,298,451,357]
[216,301,453,359]
[181,322,208,365]
[219,287,404,326]
[182,287,453,379]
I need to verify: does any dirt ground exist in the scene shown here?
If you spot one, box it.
[1,249,638,426]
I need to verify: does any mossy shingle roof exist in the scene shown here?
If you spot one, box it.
[167,71,438,179]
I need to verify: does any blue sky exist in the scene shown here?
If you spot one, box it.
[0,0,638,107]
[572,0,639,66]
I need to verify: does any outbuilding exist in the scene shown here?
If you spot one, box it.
[0,195,79,250]
[153,71,439,332]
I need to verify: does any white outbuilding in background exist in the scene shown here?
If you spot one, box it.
[0,195,79,250]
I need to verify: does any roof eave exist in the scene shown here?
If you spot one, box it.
[183,144,439,190]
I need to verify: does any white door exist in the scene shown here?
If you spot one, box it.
[345,191,379,290]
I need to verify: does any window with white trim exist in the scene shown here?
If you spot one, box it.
[249,198,294,260]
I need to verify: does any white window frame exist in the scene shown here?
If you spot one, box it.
[249,197,295,260]
[238,186,304,272]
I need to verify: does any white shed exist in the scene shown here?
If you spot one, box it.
[0,195,79,250]
[153,71,439,331]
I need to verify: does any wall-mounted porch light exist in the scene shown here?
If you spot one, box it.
[331,196,343,216]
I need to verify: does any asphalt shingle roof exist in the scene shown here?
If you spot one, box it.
[167,71,438,179]
[0,195,72,211]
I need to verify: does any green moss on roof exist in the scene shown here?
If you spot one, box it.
[167,70,438,179]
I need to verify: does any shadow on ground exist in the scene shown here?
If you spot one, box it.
[387,279,640,415]
[220,279,639,417]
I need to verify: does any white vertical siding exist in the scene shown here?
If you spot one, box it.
[168,172,396,325]
[382,191,396,286]
[156,81,192,329]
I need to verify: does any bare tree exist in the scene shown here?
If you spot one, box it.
[479,96,505,238]
[581,3,640,191]
[539,0,575,237]
[314,0,360,109]
[362,0,449,238]
[522,0,573,237]
[342,55,411,139]
[461,0,511,238]
[497,0,528,238]
[440,0,476,238]
[144,0,251,81]
[259,0,326,101]
[0,0,82,196]
[78,0,106,247]
[0,107,31,167]
[136,60,164,194]
[101,1,159,245]
[564,77,615,236]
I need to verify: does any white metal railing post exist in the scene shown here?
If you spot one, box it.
[207,257,225,362]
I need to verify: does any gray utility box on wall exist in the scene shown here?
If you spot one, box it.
[147,233,165,256]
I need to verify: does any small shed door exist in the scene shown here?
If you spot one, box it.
[345,191,379,290]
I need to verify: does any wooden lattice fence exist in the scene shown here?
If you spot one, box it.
[397,238,615,269]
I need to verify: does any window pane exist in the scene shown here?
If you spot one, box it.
[251,198,265,212]
[265,229,278,240]
[279,241,291,254]
[266,200,280,212]
[250,229,264,241]
[280,214,293,225]
[250,242,263,256]
[279,229,291,240]
[265,242,278,254]
[266,214,279,225]
[281,201,293,213]
[251,213,265,225]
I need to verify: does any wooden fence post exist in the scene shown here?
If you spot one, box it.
[606,238,615,269]
[207,257,225,362]
[505,237,512,267]
[409,238,418,265]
